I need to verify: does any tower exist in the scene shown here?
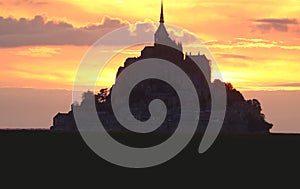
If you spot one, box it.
[160,0,164,23]
[155,0,169,44]
[154,0,182,52]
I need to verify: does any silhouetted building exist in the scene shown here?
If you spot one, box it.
[51,1,272,133]
[50,109,76,131]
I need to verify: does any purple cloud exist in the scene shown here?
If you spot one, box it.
[0,15,200,48]
[216,53,252,60]
[253,18,299,33]
[0,15,128,47]
[14,0,48,6]
[274,83,300,87]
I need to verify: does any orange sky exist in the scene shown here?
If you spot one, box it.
[1,0,300,91]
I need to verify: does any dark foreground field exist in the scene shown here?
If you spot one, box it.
[1,130,299,186]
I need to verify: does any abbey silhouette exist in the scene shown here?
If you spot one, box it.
[51,1,273,133]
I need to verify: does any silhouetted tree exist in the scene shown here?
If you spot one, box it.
[212,80,244,106]
[225,82,234,91]
[95,88,109,104]
[245,99,273,132]
[247,99,262,114]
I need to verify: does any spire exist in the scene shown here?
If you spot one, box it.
[160,0,164,23]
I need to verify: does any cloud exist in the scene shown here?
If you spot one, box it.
[98,21,199,47]
[204,38,300,50]
[0,15,129,47]
[14,0,48,6]
[168,28,199,44]
[274,83,300,87]
[216,53,252,60]
[34,1,48,5]
[0,15,199,48]
[255,18,298,25]
[13,47,61,57]
[83,16,130,30]
[253,18,299,33]
[204,38,278,48]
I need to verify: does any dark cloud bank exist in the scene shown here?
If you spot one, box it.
[0,15,198,48]
[253,18,299,32]
[0,15,128,47]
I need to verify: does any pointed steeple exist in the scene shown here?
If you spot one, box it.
[155,0,169,45]
[160,0,164,23]
[155,0,180,52]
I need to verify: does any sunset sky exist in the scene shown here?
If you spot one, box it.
[1,0,300,90]
[0,0,300,131]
